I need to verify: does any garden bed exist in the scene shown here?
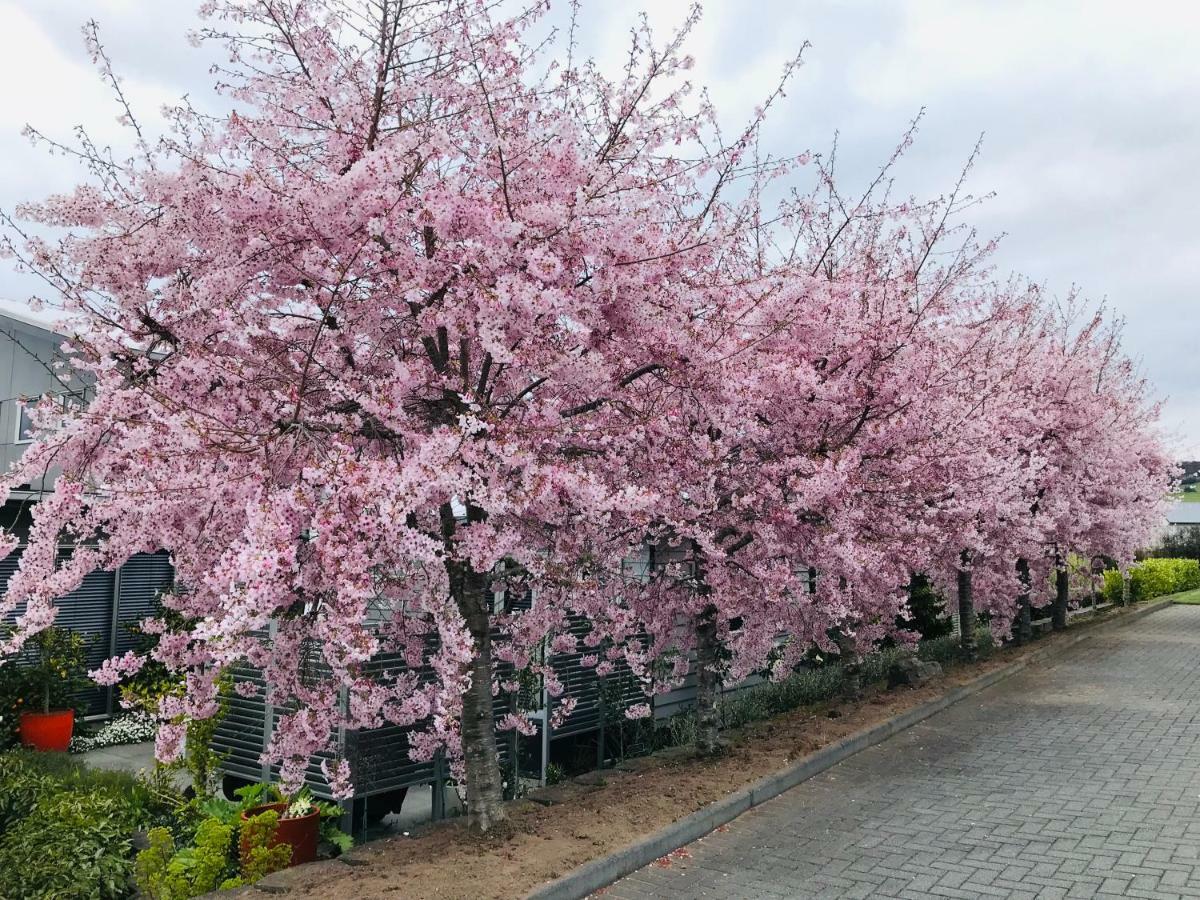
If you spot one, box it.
[269,601,1159,900]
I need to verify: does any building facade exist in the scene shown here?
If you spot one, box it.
[0,310,173,718]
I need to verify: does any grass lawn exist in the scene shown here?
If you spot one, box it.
[1169,588,1200,604]
[1169,492,1200,502]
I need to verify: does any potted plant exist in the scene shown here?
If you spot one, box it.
[238,787,322,867]
[18,626,88,752]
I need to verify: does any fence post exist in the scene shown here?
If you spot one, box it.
[261,619,277,784]
[431,751,447,820]
[106,564,122,716]
[596,676,606,771]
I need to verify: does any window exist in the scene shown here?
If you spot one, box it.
[15,402,34,443]
[13,391,86,444]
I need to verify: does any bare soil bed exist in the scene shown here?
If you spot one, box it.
[278,608,1135,900]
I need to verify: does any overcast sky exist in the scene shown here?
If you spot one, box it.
[1,0,1196,455]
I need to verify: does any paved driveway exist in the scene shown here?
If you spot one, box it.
[607,605,1200,899]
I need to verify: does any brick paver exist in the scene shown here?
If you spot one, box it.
[608,605,1200,899]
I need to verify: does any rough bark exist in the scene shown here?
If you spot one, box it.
[1052,553,1069,631]
[957,550,978,662]
[442,502,507,833]
[688,538,727,757]
[836,631,863,701]
[1014,556,1033,646]
[694,602,724,757]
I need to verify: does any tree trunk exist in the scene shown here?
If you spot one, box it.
[694,602,724,757]
[442,502,507,833]
[1053,553,1069,631]
[958,550,977,662]
[836,631,862,701]
[1014,557,1032,646]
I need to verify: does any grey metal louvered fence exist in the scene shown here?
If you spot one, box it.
[213,625,516,815]
[0,547,173,717]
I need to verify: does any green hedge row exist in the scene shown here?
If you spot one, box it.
[1102,558,1200,604]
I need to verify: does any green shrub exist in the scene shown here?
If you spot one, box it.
[1102,569,1125,604]
[899,574,954,639]
[1102,558,1200,603]
[134,783,347,899]
[916,628,994,667]
[135,819,239,900]
[238,809,292,883]
[0,788,139,899]
[0,752,49,831]
[0,749,164,832]
[2,748,164,819]
[0,662,30,750]
[642,627,996,754]
[0,747,186,900]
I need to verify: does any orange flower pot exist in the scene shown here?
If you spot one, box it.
[241,802,320,867]
[19,709,74,752]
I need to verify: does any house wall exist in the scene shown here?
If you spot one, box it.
[0,312,89,493]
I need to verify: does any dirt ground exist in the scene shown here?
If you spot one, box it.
[281,609,1134,900]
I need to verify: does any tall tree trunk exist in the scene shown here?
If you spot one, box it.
[958,550,977,662]
[836,631,862,701]
[1014,557,1032,646]
[689,540,727,757]
[694,602,724,757]
[442,502,507,832]
[1052,552,1069,631]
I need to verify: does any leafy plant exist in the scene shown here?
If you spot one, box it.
[0,651,30,750]
[114,612,189,716]
[0,751,49,831]
[23,626,89,714]
[135,806,300,899]
[286,792,314,818]
[0,788,139,899]
[0,625,88,748]
[154,674,232,800]
[0,748,169,820]
[135,819,237,900]
[320,812,354,855]
[238,809,292,883]
[898,573,954,640]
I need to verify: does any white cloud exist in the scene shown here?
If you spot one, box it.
[0,0,1196,453]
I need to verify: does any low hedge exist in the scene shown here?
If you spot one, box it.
[1102,558,1200,604]
[623,628,995,756]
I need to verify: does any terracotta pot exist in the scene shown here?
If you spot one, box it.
[241,801,320,867]
[19,709,74,752]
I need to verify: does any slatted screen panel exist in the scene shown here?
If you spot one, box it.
[212,626,521,802]
[1,547,174,717]
[548,616,646,741]
[115,551,173,655]
[53,552,115,716]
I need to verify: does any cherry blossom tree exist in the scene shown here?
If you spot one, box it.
[0,0,1172,834]
[0,0,807,830]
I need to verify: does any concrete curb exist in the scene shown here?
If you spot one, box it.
[525,598,1174,900]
